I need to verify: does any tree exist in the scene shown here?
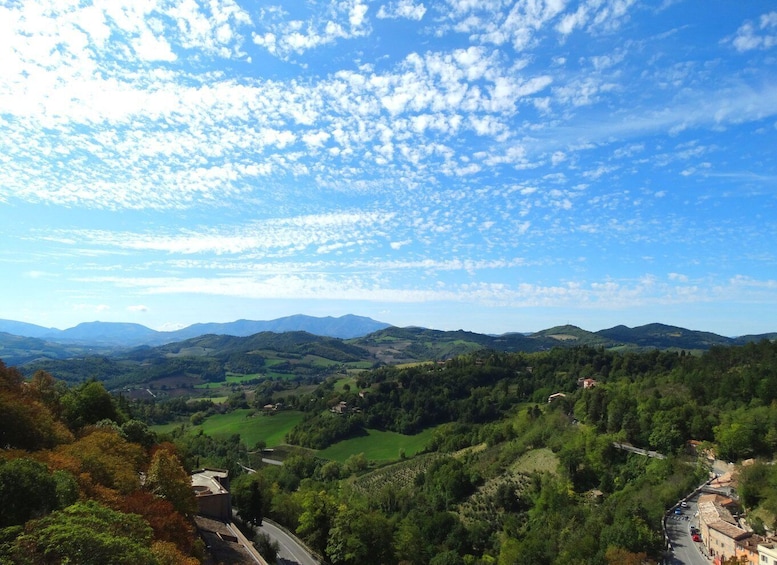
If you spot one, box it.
[121,419,156,448]
[497,537,521,565]
[296,489,337,557]
[254,532,280,564]
[424,458,473,510]
[605,547,655,564]
[393,516,429,565]
[8,500,156,565]
[326,504,393,565]
[61,379,124,429]
[24,370,66,417]
[146,448,197,515]
[342,452,368,476]
[0,458,58,527]
[429,550,465,565]
[151,540,200,565]
[115,490,197,554]
[233,472,271,526]
[0,366,72,450]
[57,428,146,494]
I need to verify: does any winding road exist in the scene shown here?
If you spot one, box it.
[255,519,319,565]
[664,495,709,565]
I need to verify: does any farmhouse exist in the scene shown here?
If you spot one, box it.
[578,377,599,389]
[331,400,349,414]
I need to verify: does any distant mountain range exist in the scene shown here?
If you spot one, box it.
[0,316,775,369]
[0,314,391,347]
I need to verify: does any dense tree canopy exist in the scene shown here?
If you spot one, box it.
[0,362,201,564]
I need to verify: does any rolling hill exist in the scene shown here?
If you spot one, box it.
[3,319,775,392]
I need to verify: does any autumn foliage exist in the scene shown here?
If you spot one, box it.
[0,361,201,563]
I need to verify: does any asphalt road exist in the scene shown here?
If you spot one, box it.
[255,519,319,565]
[663,496,709,565]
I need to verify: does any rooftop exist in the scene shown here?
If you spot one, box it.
[191,468,229,497]
[708,520,750,541]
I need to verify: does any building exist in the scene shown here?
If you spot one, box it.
[758,541,777,565]
[735,534,764,565]
[578,378,599,389]
[707,520,751,564]
[191,468,231,521]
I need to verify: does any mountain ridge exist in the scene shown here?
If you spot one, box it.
[0,314,391,347]
[1,317,775,370]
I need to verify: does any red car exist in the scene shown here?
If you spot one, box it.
[692,534,701,542]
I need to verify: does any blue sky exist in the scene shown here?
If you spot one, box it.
[1,0,776,336]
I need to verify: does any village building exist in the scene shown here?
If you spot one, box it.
[707,520,751,564]
[191,468,231,521]
[735,534,764,565]
[758,541,777,565]
[696,493,752,565]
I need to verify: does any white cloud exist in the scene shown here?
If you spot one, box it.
[730,12,777,52]
[77,271,777,312]
[377,0,427,21]
[556,0,636,37]
[132,28,177,61]
[52,212,396,256]
[252,0,370,59]
[390,239,412,250]
[128,304,149,312]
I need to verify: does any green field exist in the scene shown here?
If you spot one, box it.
[318,427,436,463]
[150,421,188,436]
[152,409,434,462]
[188,409,304,447]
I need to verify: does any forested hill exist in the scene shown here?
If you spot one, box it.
[6,322,776,387]
[351,323,776,364]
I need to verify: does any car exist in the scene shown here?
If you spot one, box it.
[674,508,683,515]
[681,501,688,508]
[692,534,701,542]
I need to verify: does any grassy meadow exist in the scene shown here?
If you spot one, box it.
[318,427,436,463]
[152,409,304,448]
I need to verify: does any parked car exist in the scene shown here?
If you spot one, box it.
[692,534,701,542]
[681,501,688,508]
[674,508,683,515]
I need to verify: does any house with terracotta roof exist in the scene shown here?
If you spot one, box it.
[707,520,751,564]
[697,497,742,561]
[736,534,765,565]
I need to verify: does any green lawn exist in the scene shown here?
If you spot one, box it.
[318,427,436,463]
[193,409,304,448]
